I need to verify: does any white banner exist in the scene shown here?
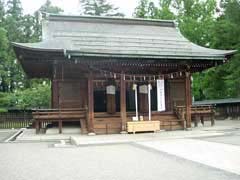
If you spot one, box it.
[157,79,166,112]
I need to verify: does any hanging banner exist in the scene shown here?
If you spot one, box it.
[157,79,166,112]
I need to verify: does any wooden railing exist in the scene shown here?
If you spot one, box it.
[0,111,33,129]
[32,108,88,134]
[174,105,215,127]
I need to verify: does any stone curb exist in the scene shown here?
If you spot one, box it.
[4,128,25,142]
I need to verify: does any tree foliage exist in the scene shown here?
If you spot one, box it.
[79,0,124,16]
[0,0,63,109]
[0,82,51,109]
[134,0,175,19]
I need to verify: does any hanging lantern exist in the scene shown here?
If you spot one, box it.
[132,84,137,91]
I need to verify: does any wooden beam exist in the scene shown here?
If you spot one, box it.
[185,72,192,128]
[120,74,127,132]
[87,72,95,134]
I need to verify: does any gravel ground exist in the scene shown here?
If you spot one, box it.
[0,142,239,180]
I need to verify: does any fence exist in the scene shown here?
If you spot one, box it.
[0,110,33,129]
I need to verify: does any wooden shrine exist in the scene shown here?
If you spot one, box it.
[12,14,236,134]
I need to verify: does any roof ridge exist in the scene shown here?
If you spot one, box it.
[42,12,176,27]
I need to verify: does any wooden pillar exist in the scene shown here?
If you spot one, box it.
[52,62,59,108]
[88,72,95,134]
[185,72,192,128]
[120,74,127,132]
[51,80,59,108]
[165,80,170,111]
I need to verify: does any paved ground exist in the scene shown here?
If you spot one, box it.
[138,138,240,175]
[0,142,239,180]
[1,120,240,180]
[198,128,240,146]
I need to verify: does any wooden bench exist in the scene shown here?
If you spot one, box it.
[127,121,160,134]
[174,105,215,127]
[32,108,88,134]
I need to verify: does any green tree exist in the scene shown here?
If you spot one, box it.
[0,82,51,109]
[134,0,150,18]
[0,28,10,92]
[0,0,63,109]
[134,0,175,19]
[79,0,124,16]
[6,0,22,20]
[14,83,51,109]
[0,0,5,24]
[3,0,25,92]
[39,0,63,14]
[175,0,217,46]
[207,0,240,98]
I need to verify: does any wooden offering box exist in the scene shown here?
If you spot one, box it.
[127,121,160,134]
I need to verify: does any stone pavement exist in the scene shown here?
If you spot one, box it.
[137,138,240,175]
[1,120,240,179]
[0,142,239,180]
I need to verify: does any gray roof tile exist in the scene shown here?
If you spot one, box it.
[12,14,237,60]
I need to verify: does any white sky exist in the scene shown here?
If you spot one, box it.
[20,0,140,17]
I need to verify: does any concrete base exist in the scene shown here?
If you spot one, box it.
[88,132,96,136]
[46,127,81,135]
[120,131,127,134]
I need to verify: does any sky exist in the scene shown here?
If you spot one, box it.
[20,0,140,17]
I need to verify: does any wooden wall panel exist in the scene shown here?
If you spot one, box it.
[168,79,185,110]
[56,80,87,109]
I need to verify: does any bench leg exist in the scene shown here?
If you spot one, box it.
[200,116,204,126]
[36,121,40,134]
[194,117,198,127]
[59,121,62,134]
[211,116,215,126]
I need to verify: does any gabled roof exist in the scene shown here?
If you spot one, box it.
[12,14,236,60]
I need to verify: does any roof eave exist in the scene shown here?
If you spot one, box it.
[11,42,65,53]
[66,51,226,61]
